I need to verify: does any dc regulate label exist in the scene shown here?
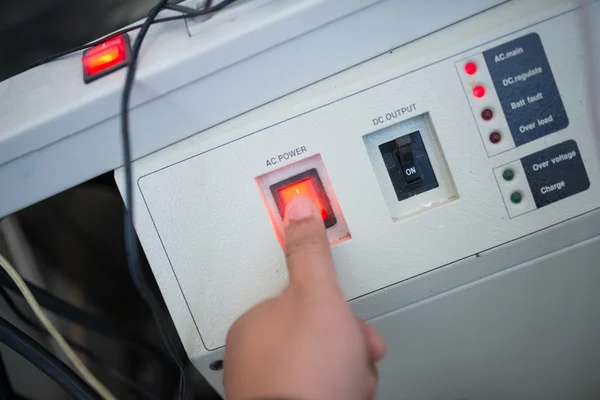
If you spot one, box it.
[521,140,589,208]
[484,33,569,146]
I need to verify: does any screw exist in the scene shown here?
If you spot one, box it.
[209,360,223,371]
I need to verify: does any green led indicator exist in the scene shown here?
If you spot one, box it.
[510,192,523,204]
[503,169,515,181]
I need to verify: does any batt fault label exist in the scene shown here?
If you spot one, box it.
[521,140,589,208]
[483,33,569,146]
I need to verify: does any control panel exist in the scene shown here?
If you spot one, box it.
[115,3,600,370]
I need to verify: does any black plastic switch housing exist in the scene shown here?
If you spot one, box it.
[395,136,421,183]
[379,131,438,201]
[269,169,337,228]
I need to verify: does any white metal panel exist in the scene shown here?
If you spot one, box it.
[116,1,600,355]
[372,235,600,399]
[197,211,600,397]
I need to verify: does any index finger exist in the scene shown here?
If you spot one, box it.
[283,195,341,296]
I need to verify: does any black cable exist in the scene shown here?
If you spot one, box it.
[0,273,165,364]
[0,315,102,400]
[81,353,161,400]
[152,0,237,23]
[6,1,242,399]
[24,0,239,72]
[0,273,164,362]
[0,285,159,400]
[121,1,189,399]
[0,285,41,334]
[163,4,200,14]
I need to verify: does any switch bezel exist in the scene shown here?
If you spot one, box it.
[255,153,351,247]
[269,168,337,228]
[363,113,458,221]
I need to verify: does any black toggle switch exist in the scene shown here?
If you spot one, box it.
[395,136,421,183]
[378,131,438,201]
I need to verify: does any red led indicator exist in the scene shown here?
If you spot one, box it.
[472,85,486,98]
[277,177,329,221]
[489,131,502,144]
[481,108,494,121]
[82,35,130,83]
[464,62,477,75]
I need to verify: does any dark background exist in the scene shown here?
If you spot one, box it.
[0,0,155,82]
[0,1,222,397]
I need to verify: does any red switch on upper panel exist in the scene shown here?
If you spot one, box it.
[82,35,131,83]
[270,169,337,228]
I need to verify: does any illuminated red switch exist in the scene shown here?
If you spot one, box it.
[270,169,337,228]
[82,34,131,83]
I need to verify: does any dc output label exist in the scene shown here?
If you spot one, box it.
[372,103,417,126]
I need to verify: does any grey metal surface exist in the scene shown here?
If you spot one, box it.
[119,0,600,356]
[372,234,600,399]
[351,209,600,322]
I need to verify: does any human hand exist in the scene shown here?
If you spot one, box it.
[224,195,386,400]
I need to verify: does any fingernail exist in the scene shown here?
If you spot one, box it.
[284,195,316,221]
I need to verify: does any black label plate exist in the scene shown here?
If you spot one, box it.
[521,140,589,208]
[484,33,569,146]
